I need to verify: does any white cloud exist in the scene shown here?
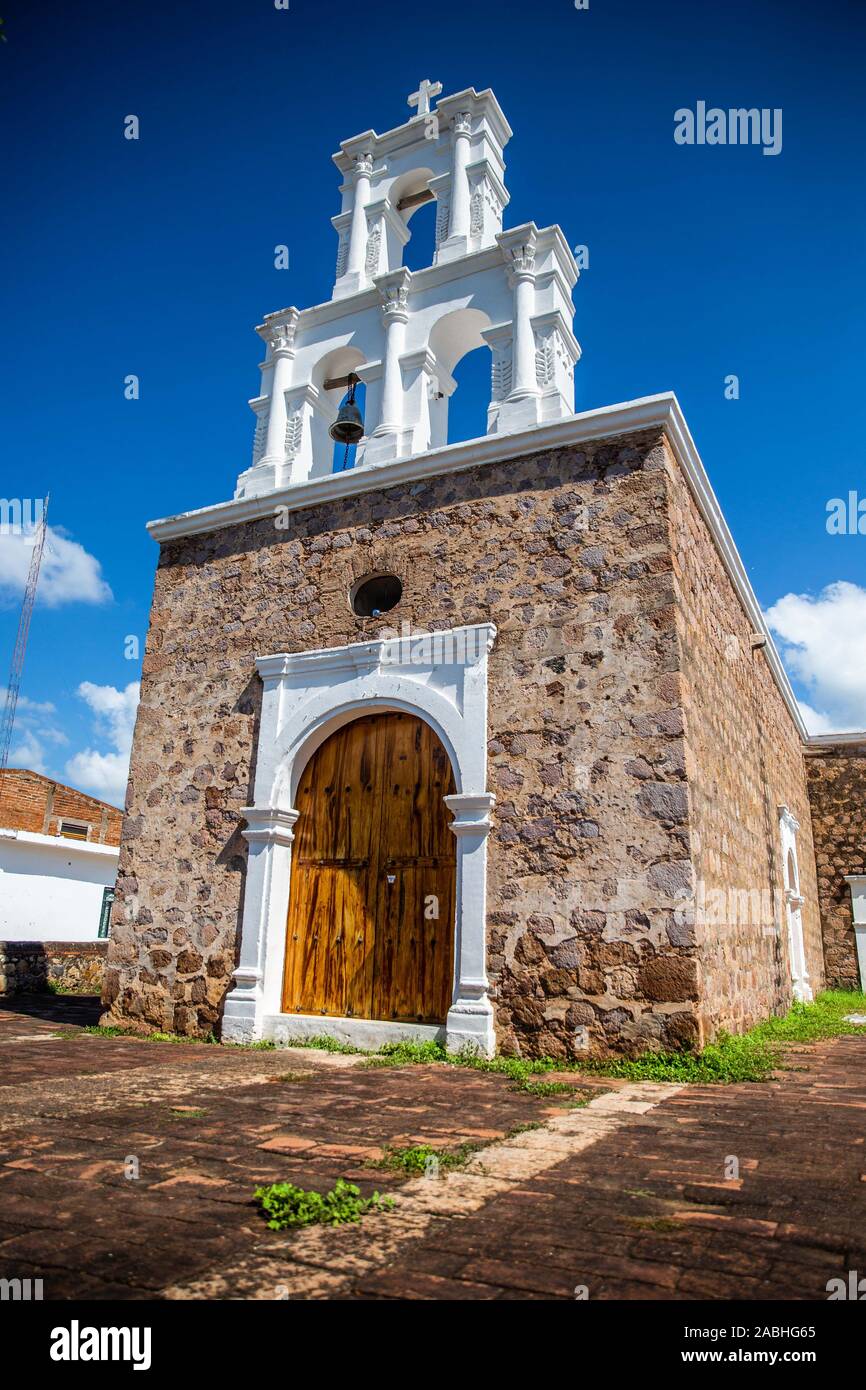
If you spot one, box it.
[8,728,51,775]
[1,688,68,773]
[64,681,140,804]
[0,525,112,608]
[765,581,866,734]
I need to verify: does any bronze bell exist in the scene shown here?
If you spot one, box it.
[329,373,364,445]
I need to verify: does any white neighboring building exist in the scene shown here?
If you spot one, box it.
[0,769,121,942]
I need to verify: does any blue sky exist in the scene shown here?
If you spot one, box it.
[1,0,865,804]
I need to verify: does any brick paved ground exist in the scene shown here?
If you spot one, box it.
[1,994,864,1301]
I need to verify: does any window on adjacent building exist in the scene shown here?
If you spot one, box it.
[59,819,89,840]
[98,887,115,939]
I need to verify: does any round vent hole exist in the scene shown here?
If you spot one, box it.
[351,573,403,618]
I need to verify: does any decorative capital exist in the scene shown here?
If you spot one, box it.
[453,111,472,136]
[375,267,412,322]
[241,805,300,847]
[445,792,496,838]
[265,309,299,356]
[507,241,536,278]
[354,151,373,179]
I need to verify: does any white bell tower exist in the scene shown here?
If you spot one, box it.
[235,83,581,500]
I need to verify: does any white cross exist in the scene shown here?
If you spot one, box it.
[407,79,442,119]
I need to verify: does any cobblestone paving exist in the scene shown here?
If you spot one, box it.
[1,996,864,1301]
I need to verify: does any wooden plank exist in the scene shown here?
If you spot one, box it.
[372,714,456,1023]
[283,716,380,1017]
[283,712,456,1025]
[396,189,435,211]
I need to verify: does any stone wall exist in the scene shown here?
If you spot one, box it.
[103,421,829,1056]
[104,427,704,1056]
[805,740,866,989]
[664,444,825,1037]
[0,768,122,845]
[0,941,107,996]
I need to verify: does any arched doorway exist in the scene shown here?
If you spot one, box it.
[282,712,457,1024]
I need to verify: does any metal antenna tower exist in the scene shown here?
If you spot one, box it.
[0,494,49,769]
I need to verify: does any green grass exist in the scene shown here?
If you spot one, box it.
[74,991,866,1083]
[298,990,866,1087]
[254,1178,394,1230]
[368,1141,479,1176]
[513,1079,580,1097]
[281,1034,366,1055]
[577,991,866,1084]
[77,1025,274,1049]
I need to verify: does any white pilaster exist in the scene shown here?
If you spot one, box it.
[365,267,412,464]
[221,807,299,1044]
[234,313,299,498]
[444,792,496,1057]
[262,318,297,466]
[492,228,543,433]
[282,383,337,484]
[333,152,373,298]
[437,111,472,263]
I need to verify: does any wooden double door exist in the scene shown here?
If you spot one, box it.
[282,713,456,1024]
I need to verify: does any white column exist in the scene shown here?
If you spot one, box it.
[260,313,298,474]
[508,244,538,399]
[346,153,373,279]
[221,806,299,1043]
[449,112,472,243]
[444,792,496,1057]
[372,268,411,438]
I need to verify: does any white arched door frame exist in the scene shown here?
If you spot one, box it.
[222,624,497,1055]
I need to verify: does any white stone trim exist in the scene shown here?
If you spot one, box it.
[804,731,866,750]
[264,1015,444,1051]
[843,877,866,991]
[778,804,812,1002]
[222,624,497,1054]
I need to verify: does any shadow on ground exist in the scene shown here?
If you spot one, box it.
[0,992,103,1027]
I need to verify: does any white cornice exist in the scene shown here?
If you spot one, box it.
[258,226,570,339]
[147,390,812,743]
[332,88,513,175]
[804,731,866,752]
[256,624,497,681]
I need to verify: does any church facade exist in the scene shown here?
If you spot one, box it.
[103,84,865,1058]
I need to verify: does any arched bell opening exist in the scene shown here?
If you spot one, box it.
[428,307,493,448]
[390,167,436,272]
[310,346,368,475]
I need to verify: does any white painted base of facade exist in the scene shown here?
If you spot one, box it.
[264,1013,444,1052]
